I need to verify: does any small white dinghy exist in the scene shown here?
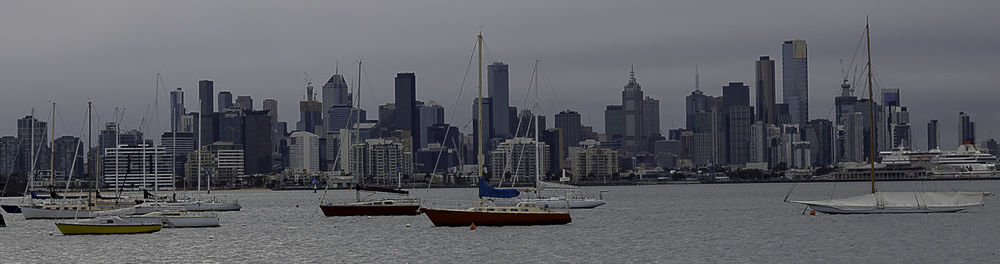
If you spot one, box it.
[124,210,220,228]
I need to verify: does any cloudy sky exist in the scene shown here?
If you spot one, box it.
[1,0,997,150]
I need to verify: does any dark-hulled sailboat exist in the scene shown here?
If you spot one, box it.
[320,185,421,216]
[420,32,570,227]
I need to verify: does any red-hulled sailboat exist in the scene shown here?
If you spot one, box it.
[421,32,570,227]
[320,185,421,216]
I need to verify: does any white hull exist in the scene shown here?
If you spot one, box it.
[492,197,606,209]
[791,191,990,214]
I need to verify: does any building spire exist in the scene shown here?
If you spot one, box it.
[629,65,636,83]
[695,65,701,91]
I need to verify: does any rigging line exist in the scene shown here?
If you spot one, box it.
[427,39,478,189]
[538,61,566,114]
[64,106,90,193]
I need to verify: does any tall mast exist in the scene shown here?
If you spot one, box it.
[477,33,484,182]
[50,102,55,190]
[88,101,93,194]
[197,101,202,192]
[865,17,876,194]
[533,59,540,188]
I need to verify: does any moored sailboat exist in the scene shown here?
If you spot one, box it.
[421,33,571,227]
[788,19,991,214]
[320,185,421,216]
[55,216,162,235]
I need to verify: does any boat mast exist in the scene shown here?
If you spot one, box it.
[477,32,484,205]
[865,16,876,194]
[197,100,202,192]
[533,59,540,191]
[50,102,55,191]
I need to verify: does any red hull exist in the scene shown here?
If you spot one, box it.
[421,208,572,227]
[320,205,421,216]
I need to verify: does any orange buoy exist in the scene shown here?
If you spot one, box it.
[809,209,816,215]
[470,223,477,230]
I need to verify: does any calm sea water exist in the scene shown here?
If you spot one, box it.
[2,180,998,263]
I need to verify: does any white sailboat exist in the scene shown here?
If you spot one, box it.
[788,19,991,214]
[124,210,220,228]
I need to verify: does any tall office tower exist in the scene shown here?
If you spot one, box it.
[328,105,367,132]
[515,109,547,138]
[927,120,939,150]
[263,99,279,152]
[243,110,273,174]
[323,73,351,122]
[218,91,233,111]
[170,87,185,132]
[782,40,808,125]
[685,89,708,131]
[289,131,320,172]
[53,136,83,180]
[298,82,323,134]
[774,103,791,125]
[882,89,900,107]
[622,67,646,153]
[236,95,253,111]
[755,56,776,125]
[643,97,661,144]
[723,82,752,165]
[555,110,582,154]
[198,80,215,147]
[488,62,511,139]
[418,102,445,148]
[16,115,48,173]
[806,119,833,167]
[199,80,214,114]
[604,105,624,143]
[959,112,975,145]
[394,73,419,150]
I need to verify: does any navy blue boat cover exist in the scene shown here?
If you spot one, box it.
[478,178,520,198]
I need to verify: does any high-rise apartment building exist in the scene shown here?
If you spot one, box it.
[959,112,975,145]
[782,40,808,125]
[236,95,253,111]
[555,110,582,151]
[723,82,752,165]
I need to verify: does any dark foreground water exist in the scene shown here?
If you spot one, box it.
[2,180,999,263]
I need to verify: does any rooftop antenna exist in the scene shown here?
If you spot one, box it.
[840,58,853,96]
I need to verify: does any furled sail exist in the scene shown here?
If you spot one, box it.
[478,178,520,198]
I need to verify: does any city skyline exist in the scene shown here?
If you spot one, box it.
[1,1,998,151]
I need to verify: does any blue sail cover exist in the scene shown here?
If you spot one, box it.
[478,178,520,198]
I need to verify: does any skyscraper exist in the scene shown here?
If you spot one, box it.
[298,82,323,134]
[927,120,939,150]
[782,40,808,125]
[218,90,233,111]
[959,112,975,145]
[723,82,752,165]
[755,56,776,125]
[243,110,273,174]
[418,102,445,148]
[555,110,582,152]
[16,115,48,173]
[236,95,253,111]
[198,80,215,147]
[199,80,214,115]
[806,119,833,167]
[322,73,351,122]
[643,97,661,144]
[604,105,624,143]
[289,131,320,172]
[394,72,419,150]
[263,98,279,152]
[170,87,185,132]
[622,67,645,153]
[488,62,510,139]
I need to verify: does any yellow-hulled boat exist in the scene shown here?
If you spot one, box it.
[55,216,162,235]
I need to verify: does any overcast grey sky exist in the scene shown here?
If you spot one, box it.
[2,0,998,150]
